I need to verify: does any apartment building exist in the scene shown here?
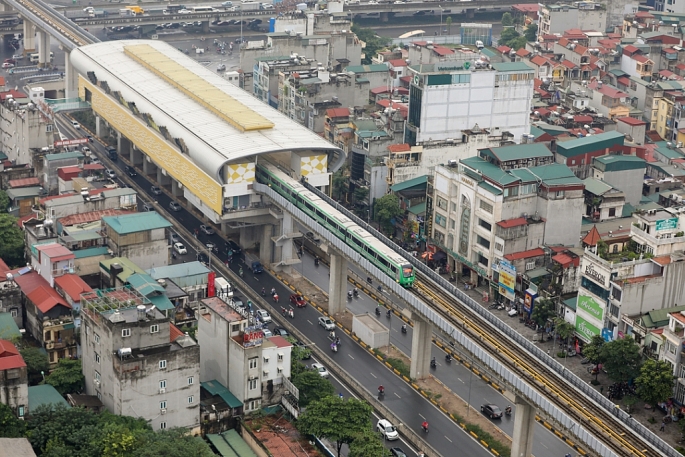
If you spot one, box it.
[631,207,685,256]
[80,288,200,432]
[102,212,173,271]
[252,55,313,109]
[538,3,607,37]
[0,339,28,419]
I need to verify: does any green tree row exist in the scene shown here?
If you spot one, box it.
[0,188,25,268]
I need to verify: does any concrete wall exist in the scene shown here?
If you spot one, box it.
[117,239,169,271]
[0,103,54,167]
[0,287,23,329]
[538,189,584,247]
[352,314,389,348]
[198,309,230,387]
[602,168,645,206]
[0,365,28,417]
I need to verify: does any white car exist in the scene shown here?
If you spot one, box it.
[318,316,335,330]
[178,9,191,13]
[105,169,116,179]
[376,419,399,440]
[262,328,273,337]
[311,363,329,378]
[173,242,187,255]
[71,120,80,129]
[257,309,271,323]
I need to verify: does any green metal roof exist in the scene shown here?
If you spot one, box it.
[408,201,426,215]
[352,119,378,131]
[206,434,239,457]
[220,430,257,457]
[563,296,577,311]
[298,77,321,85]
[654,146,685,160]
[621,203,635,217]
[0,313,21,340]
[480,48,496,58]
[582,177,613,196]
[609,69,628,77]
[100,257,146,282]
[511,163,582,186]
[648,161,685,176]
[346,64,388,73]
[127,273,165,297]
[491,62,534,72]
[478,180,502,195]
[147,294,174,311]
[67,231,102,241]
[201,380,243,408]
[533,122,570,136]
[642,305,685,329]
[481,143,552,161]
[526,267,551,279]
[593,154,646,171]
[390,175,428,192]
[357,130,388,139]
[28,385,70,410]
[44,152,83,161]
[102,212,172,235]
[0,151,7,160]
[530,126,546,139]
[73,246,110,259]
[461,157,518,186]
[555,131,625,158]
[146,262,210,289]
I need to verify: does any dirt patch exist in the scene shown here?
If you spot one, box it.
[246,413,322,457]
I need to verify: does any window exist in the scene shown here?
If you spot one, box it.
[18,405,24,417]
[150,324,159,333]
[436,196,448,210]
[159,380,167,389]
[10,308,17,317]
[249,357,258,369]
[122,328,131,338]
[188,396,194,404]
[159,360,167,369]
[476,235,490,249]
[609,208,616,217]
[611,287,622,301]
[231,324,240,333]
[95,333,100,343]
[556,190,565,198]
[479,200,493,214]
[248,379,258,390]
[477,253,489,267]
[449,218,456,230]
[160,422,167,430]
[451,202,457,212]
[95,371,101,381]
[95,352,100,364]
[249,400,261,411]
[504,187,519,197]
[526,261,535,271]
[495,242,504,252]
[277,367,283,374]
[435,214,447,227]
[188,376,194,385]
[46,124,53,132]
[160,400,167,409]
[478,219,492,231]
[609,304,619,318]
[278,353,284,361]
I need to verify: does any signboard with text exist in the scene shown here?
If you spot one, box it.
[54,138,88,147]
[523,289,538,315]
[576,315,601,342]
[656,218,678,231]
[243,327,264,348]
[577,294,605,322]
[498,260,516,301]
[583,260,610,288]
[207,271,216,298]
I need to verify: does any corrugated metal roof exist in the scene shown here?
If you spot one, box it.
[555,131,625,158]
[6,186,42,199]
[0,313,21,340]
[73,246,110,259]
[220,430,257,457]
[102,212,172,235]
[593,154,646,171]
[491,62,535,72]
[127,273,165,297]
[390,175,427,192]
[44,152,83,161]
[206,434,239,457]
[482,143,553,161]
[347,64,388,73]
[201,380,243,408]
[100,257,146,282]
[461,157,519,186]
[582,177,613,196]
[146,262,210,289]
[28,385,70,410]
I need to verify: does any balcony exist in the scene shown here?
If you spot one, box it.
[631,225,683,246]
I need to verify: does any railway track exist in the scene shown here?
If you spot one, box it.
[15,0,95,48]
[412,273,654,457]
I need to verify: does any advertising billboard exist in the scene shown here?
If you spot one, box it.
[498,260,516,301]
[523,289,538,315]
[656,218,678,231]
[577,294,605,322]
[576,315,601,342]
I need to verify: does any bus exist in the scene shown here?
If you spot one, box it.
[29,52,54,63]
[189,6,216,13]
[166,4,186,13]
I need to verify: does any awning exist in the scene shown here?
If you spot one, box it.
[390,175,428,192]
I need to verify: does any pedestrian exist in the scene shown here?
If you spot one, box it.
[600,386,604,396]
[660,420,665,432]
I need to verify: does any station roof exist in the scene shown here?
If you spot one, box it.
[70,40,343,182]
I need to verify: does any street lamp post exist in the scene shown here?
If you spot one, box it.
[466,357,473,416]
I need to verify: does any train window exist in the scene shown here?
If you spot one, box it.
[351,236,362,247]
[403,265,414,277]
[304,202,314,212]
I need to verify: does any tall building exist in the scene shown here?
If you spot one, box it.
[0,339,28,418]
[405,61,534,146]
[80,288,200,432]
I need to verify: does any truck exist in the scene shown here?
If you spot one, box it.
[245,252,264,274]
[106,146,118,161]
[214,277,234,299]
[126,5,145,15]
[119,8,134,17]
[239,1,261,11]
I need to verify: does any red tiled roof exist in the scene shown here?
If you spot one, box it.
[54,274,92,302]
[530,55,549,66]
[387,59,408,67]
[496,217,527,229]
[370,86,390,95]
[617,76,630,86]
[622,44,639,55]
[552,253,577,268]
[388,143,411,153]
[677,63,685,71]
[59,209,134,227]
[574,115,593,123]
[170,323,183,342]
[589,81,627,99]
[511,3,539,12]
[13,271,71,313]
[0,90,26,101]
[268,335,293,348]
[496,45,512,54]
[663,48,678,54]
[0,77,5,87]
[377,99,408,113]
[652,255,672,266]
[8,177,40,188]
[516,48,531,57]
[0,340,26,371]
[583,225,601,246]
[635,11,654,18]
[36,243,74,262]
[504,247,545,261]
[561,59,576,69]
[399,75,412,83]
[541,34,560,41]
[326,107,350,118]
[432,46,454,56]
[633,54,651,64]
[59,166,81,174]
[618,117,646,126]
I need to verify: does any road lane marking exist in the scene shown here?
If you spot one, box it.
[444,436,452,443]
[347,353,354,360]
[394,392,401,399]
[457,378,464,383]
[370,373,377,378]
[307,320,314,325]
[419,413,426,420]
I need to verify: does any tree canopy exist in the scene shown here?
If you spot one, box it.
[0,403,26,438]
[373,194,403,234]
[0,213,25,268]
[348,429,390,457]
[20,347,50,386]
[351,26,390,65]
[583,335,605,364]
[531,298,555,328]
[499,28,527,50]
[636,359,674,410]
[42,359,84,396]
[296,396,373,457]
[600,337,642,383]
[524,23,538,42]
[291,369,335,408]
[501,12,514,26]
[0,189,9,212]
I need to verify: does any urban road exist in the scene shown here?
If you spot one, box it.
[57,115,575,457]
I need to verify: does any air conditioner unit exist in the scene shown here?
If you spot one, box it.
[94,379,100,387]
[160,408,167,415]
[159,388,166,394]
[609,294,614,300]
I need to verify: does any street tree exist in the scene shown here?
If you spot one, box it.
[292,369,335,407]
[0,403,25,438]
[636,359,675,410]
[353,186,369,206]
[0,213,25,268]
[19,347,49,386]
[348,429,390,457]
[499,28,520,46]
[374,193,403,235]
[531,298,555,328]
[600,337,642,384]
[583,335,605,364]
[296,396,373,457]
[351,26,390,65]
[524,23,538,41]
[553,318,575,352]
[0,189,9,212]
[134,428,215,457]
[508,36,528,50]
[42,358,84,395]
[331,167,348,202]
[446,16,453,35]
[501,12,514,26]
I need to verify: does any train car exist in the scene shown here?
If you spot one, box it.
[256,162,415,287]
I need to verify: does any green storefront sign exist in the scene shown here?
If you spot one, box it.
[656,218,678,231]
[576,315,601,341]
[577,294,604,321]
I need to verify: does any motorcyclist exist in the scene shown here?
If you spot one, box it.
[422,421,429,432]
[271,287,276,296]
[401,323,407,333]
[353,287,358,297]
[261,287,266,296]
[239,267,244,277]
[505,405,512,415]
[378,385,384,394]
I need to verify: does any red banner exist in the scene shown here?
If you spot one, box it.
[54,138,88,147]
[207,271,216,298]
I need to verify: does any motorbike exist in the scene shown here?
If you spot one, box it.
[314,257,320,266]
[288,308,294,319]
[261,288,266,297]
[378,386,385,397]
[430,357,436,369]
[505,407,512,417]
[171,252,177,259]
[331,343,338,353]
[401,324,407,334]
[445,354,452,363]
[422,423,429,434]
[347,291,353,300]
[375,307,381,317]
[386,309,392,318]
[353,289,359,298]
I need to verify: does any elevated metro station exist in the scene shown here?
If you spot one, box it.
[69,40,344,268]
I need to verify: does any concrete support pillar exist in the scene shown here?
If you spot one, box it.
[120,137,132,162]
[131,148,143,168]
[171,179,183,198]
[64,51,78,99]
[0,3,7,11]
[280,212,294,264]
[511,396,536,457]
[202,21,210,33]
[116,132,122,153]
[37,30,49,67]
[260,224,273,265]
[143,156,151,175]
[379,12,389,22]
[470,269,478,287]
[95,115,101,138]
[329,253,348,315]
[158,168,171,186]
[410,315,433,379]
[23,21,36,53]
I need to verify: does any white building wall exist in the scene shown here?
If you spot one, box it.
[538,190,584,246]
